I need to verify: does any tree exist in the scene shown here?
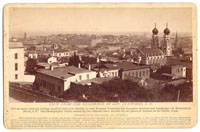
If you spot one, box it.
[26,58,37,74]
[68,53,81,67]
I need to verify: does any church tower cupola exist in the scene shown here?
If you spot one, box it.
[152,23,159,48]
[152,23,159,35]
[163,23,172,56]
[163,23,170,35]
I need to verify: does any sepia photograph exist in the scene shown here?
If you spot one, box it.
[7,5,193,103]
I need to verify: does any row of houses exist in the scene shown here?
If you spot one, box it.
[9,40,189,97]
[27,49,76,59]
[34,60,187,96]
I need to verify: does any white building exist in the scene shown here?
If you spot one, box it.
[35,66,97,95]
[9,42,25,82]
[47,56,57,64]
[28,51,38,59]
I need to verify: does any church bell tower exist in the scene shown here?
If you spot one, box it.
[163,23,172,56]
[152,23,159,48]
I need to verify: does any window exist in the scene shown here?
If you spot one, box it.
[15,63,18,71]
[87,74,89,79]
[58,86,61,93]
[43,80,46,88]
[40,79,42,86]
[15,53,18,59]
[139,71,142,77]
[15,74,18,79]
[47,82,51,89]
[146,70,149,76]
[52,84,55,91]
[136,72,138,77]
[79,75,82,80]
[124,73,126,78]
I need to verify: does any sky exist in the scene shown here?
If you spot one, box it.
[9,7,192,37]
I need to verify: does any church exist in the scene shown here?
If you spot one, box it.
[151,23,173,56]
[132,23,173,66]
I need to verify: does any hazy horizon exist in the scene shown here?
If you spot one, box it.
[9,7,192,38]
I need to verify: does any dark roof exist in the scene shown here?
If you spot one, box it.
[104,64,119,70]
[36,62,59,68]
[37,66,95,80]
[116,62,149,71]
[9,42,24,48]
[166,58,192,69]
[54,49,69,53]
[139,48,164,56]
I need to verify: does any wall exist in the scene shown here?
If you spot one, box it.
[121,68,150,80]
[141,55,167,65]
[36,73,65,95]
[74,71,97,82]
[171,66,186,78]
[9,48,25,82]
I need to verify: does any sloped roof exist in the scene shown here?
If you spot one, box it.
[116,62,149,70]
[37,66,95,80]
[139,48,164,56]
[9,42,24,49]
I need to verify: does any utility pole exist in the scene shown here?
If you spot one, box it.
[177,90,180,102]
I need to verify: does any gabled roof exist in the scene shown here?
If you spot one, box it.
[116,61,149,71]
[138,48,164,56]
[9,42,24,49]
[37,66,95,80]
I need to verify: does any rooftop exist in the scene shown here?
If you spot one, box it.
[75,77,112,85]
[116,62,149,71]
[9,41,24,49]
[37,66,95,80]
[139,48,164,56]
[36,62,59,68]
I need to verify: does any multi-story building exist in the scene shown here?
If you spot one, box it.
[117,62,150,80]
[51,49,70,57]
[137,48,167,66]
[27,51,38,59]
[87,63,119,78]
[160,65,186,80]
[35,66,97,95]
[9,41,25,82]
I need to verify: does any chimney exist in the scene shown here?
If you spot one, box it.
[88,64,91,70]
[24,32,27,39]
[52,50,55,56]
[50,65,54,71]
[78,63,81,68]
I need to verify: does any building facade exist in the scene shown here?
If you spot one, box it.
[160,65,186,79]
[9,42,25,82]
[35,66,97,95]
[137,48,167,66]
[117,62,150,80]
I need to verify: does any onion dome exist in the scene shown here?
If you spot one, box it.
[152,23,158,35]
[152,27,158,35]
[164,23,170,35]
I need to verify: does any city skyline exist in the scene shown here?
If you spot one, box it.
[9,7,192,37]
